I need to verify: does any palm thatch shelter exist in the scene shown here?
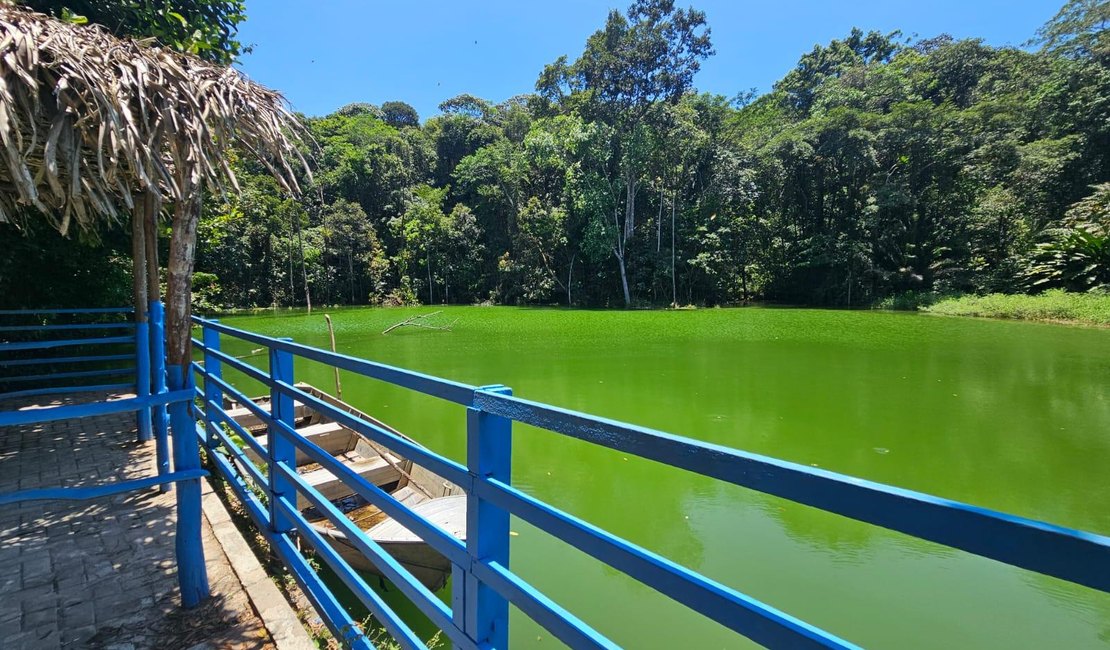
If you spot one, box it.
[0,3,308,608]
[0,3,307,370]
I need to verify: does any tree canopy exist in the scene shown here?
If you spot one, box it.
[4,0,1109,311]
[23,0,248,63]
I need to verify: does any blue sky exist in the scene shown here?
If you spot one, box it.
[236,0,1064,120]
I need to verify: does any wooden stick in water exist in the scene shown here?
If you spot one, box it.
[324,314,342,400]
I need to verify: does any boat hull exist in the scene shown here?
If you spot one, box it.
[311,524,453,592]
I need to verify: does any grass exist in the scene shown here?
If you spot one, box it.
[922,289,1110,327]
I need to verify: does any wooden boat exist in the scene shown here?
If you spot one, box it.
[224,383,465,591]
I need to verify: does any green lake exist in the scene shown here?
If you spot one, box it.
[215,306,1110,649]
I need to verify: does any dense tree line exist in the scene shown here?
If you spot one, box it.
[2,0,1107,309]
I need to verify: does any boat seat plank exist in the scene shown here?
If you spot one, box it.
[226,401,308,429]
[367,495,467,542]
[392,485,430,507]
[296,455,401,509]
[248,422,354,466]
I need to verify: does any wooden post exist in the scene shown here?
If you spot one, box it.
[202,321,222,448]
[162,193,210,607]
[323,314,342,399]
[131,199,152,442]
[164,193,199,374]
[268,340,296,533]
[166,361,210,608]
[462,385,512,649]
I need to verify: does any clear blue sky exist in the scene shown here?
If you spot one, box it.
[236,0,1064,120]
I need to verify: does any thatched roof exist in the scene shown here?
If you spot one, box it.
[0,4,307,234]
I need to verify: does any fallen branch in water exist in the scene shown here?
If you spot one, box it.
[382,311,456,335]
[234,347,265,359]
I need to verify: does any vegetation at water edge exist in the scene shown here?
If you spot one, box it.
[923,289,1110,326]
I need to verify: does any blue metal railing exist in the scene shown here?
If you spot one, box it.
[0,305,210,608]
[190,316,1110,650]
[0,308,137,399]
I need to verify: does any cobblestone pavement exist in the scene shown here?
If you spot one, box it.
[0,391,275,649]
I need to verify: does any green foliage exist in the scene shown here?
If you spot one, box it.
[380,101,420,128]
[180,0,1110,312]
[191,271,222,312]
[1033,0,1110,61]
[1024,183,1110,291]
[537,0,713,125]
[925,289,1110,326]
[0,221,133,309]
[874,290,947,311]
[25,0,248,63]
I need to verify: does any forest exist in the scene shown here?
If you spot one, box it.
[1,0,1108,310]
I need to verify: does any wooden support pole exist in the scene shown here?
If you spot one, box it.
[463,385,513,649]
[145,194,170,487]
[165,193,199,371]
[165,192,209,607]
[131,197,152,442]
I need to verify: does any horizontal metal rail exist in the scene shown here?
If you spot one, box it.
[0,307,134,315]
[475,476,852,649]
[0,353,134,367]
[193,339,471,488]
[274,464,470,650]
[472,391,1110,594]
[195,318,476,405]
[0,367,135,384]
[0,469,208,506]
[0,389,192,427]
[192,315,1110,650]
[192,357,469,567]
[0,382,136,401]
[0,336,133,352]
[200,413,270,491]
[470,559,618,650]
[203,426,374,649]
[0,323,134,333]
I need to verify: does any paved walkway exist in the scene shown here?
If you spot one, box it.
[0,391,275,649]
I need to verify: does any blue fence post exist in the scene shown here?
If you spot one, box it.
[134,318,152,442]
[150,300,171,490]
[166,362,211,608]
[202,321,222,449]
[462,385,513,649]
[269,339,296,533]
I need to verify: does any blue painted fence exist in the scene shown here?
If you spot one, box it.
[189,316,1110,650]
[0,308,138,400]
[0,305,210,608]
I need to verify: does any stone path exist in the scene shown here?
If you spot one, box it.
[0,391,275,649]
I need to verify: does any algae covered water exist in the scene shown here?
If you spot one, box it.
[218,306,1110,649]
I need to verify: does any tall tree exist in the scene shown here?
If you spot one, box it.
[537,0,713,305]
